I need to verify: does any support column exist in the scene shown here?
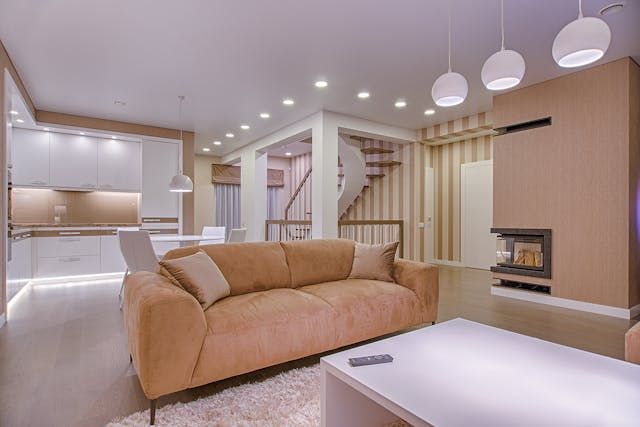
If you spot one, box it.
[311,112,339,238]
[240,149,268,241]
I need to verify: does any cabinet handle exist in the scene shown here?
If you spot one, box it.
[100,184,113,189]
[81,183,96,188]
[60,257,80,263]
[144,219,161,222]
[59,232,81,236]
[29,180,45,185]
[60,238,82,242]
[148,230,161,234]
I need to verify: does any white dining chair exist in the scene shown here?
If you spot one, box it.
[199,226,226,245]
[118,230,160,307]
[228,228,248,243]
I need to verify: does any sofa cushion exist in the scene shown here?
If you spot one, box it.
[162,242,292,296]
[298,279,423,345]
[349,241,399,282]
[190,288,337,386]
[280,239,355,287]
[158,251,230,310]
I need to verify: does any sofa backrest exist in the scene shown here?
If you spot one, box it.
[162,241,292,295]
[280,239,355,287]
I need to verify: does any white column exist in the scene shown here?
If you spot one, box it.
[240,149,268,241]
[312,112,339,238]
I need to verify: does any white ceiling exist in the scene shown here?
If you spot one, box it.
[1,0,639,157]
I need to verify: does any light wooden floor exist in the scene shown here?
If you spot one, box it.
[0,267,636,427]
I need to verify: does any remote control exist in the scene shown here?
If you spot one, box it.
[348,354,393,367]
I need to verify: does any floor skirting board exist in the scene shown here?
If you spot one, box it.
[491,285,639,320]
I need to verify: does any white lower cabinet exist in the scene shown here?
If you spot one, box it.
[36,256,101,278]
[100,235,127,273]
[35,235,101,279]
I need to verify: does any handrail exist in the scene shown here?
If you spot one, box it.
[285,167,312,220]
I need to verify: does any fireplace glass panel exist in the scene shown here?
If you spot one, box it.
[496,236,544,271]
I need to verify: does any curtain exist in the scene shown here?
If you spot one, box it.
[214,184,241,240]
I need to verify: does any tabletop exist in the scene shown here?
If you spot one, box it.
[150,235,225,243]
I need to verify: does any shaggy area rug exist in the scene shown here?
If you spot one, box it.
[108,364,409,427]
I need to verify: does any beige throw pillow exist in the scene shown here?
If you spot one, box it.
[159,251,230,309]
[348,241,399,282]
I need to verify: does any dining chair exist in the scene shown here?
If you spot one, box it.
[228,228,248,243]
[199,226,226,245]
[117,230,160,307]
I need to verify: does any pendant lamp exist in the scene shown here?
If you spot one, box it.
[481,0,526,90]
[169,95,194,193]
[432,0,468,107]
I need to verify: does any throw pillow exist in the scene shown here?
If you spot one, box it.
[159,251,231,309]
[348,241,399,282]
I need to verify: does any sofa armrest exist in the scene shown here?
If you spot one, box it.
[123,271,207,399]
[393,259,439,323]
[625,322,640,364]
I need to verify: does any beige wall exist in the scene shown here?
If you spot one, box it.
[194,154,220,233]
[493,57,638,309]
[267,156,292,218]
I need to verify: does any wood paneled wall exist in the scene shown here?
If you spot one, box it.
[493,57,639,309]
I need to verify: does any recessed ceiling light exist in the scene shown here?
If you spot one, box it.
[15,118,24,123]
[424,109,436,115]
[203,147,211,152]
[213,141,222,146]
[285,152,292,156]
[282,98,295,106]
[315,80,328,88]
[226,133,235,138]
[9,110,18,115]
[240,124,250,130]
[114,100,127,106]
[357,92,370,99]
[599,2,625,15]
[395,99,407,108]
[260,112,270,119]
[43,127,50,131]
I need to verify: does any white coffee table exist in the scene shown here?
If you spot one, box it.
[320,318,640,427]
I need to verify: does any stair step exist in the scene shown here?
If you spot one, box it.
[361,147,394,155]
[366,173,385,179]
[366,160,401,167]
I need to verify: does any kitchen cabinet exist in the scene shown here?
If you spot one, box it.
[7,236,32,286]
[141,140,179,218]
[50,133,98,189]
[11,128,50,186]
[98,139,141,191]
[100,234,127,273]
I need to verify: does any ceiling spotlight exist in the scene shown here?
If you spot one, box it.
[260,112,270,119]
[394,99,407,108]
[15,118,24,123]
[315,80,328,88]
[226,133,235,138]
[357,92,370,99]
[240,124,250,130]
[285,152,292,156]
[552,0,611,68]
[114,100,127,106]
[213,141,222,146]
[424,109,436,115]
[203,147,211,152]
[9,110,18,115]
[599,2,625,16]
[282,98,295,106]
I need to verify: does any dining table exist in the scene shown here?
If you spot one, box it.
[150,234,225,247]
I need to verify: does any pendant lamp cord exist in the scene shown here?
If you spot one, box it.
[500,0,505,50]
[578,0,583,18]
[447,0,452,72]
[178,95,184,142]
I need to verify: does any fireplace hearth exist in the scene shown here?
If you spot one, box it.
[490,228,551,279]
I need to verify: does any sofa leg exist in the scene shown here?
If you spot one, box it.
[129,354,133,364]
[149,399,157,425]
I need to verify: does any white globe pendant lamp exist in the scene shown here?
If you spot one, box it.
[481,0,526,91]
[552,0,611,68]
[432,1,468,107]
[169,96,194,193]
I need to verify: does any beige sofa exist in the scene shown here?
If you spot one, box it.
[123,239,438,424]
[626,322,640,364]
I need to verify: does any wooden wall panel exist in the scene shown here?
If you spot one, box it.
[493,58,634,308]
[629,59,640,307]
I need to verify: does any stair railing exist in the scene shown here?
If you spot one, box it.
[285,166,312,220]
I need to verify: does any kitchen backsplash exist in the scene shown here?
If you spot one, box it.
[12,188,139,224]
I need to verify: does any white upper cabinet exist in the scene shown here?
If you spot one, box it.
[12,128,51,186]
[141,140,179,218]
[50,133,98,189]
[97,139,141,191]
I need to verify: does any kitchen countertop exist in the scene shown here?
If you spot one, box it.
[13,223,142,228]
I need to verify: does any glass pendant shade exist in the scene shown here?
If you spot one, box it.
[431,71,468,107]
[169,174,193,192]
[552,16,610,68]
[481,49,526,90]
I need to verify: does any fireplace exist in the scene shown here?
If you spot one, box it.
[490,228,551,279]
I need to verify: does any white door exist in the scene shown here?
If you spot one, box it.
[50,133,98,189]
[12,128,50,186]
[425,167,435,262]
[461,160,496,270]
[97,138,141,191]
[141,140,179,218]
